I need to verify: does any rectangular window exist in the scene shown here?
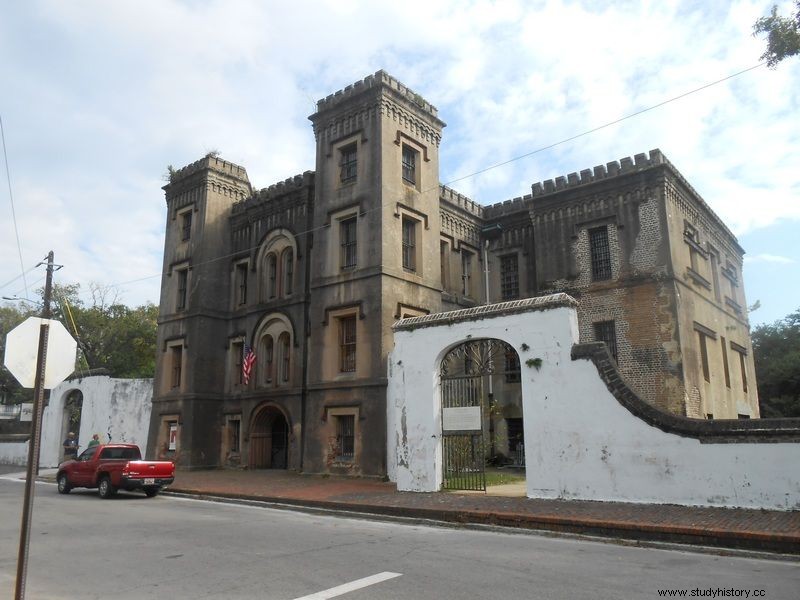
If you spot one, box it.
[236,263,248,306]
[339,144,357,184]
[698,332,710,383]
[721,336,731,388]
[500,254,519,301]
[461,250,472,296]
[340,217,357,270]
[176,268,188,310]
[181,212,192,242]
[339,316,357,373]
[232,341,244,386]
[589,227,612,281]
[402,217,416,272]
[171,346,182,389]
[283,250,294,296]
[504,349,521,383]
[440,241,449,288]
[709,249,721,301]
[593,320,618,362]
[335,415,355,461]
[737,350,748,393]
[402,144,417,185]
[737,413,750,419]
[228,419,240,453]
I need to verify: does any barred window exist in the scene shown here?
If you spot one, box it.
[461,250,473,296]
[171,346,182,389]
[335,415,355,461]
[589,227,612,281]
[176,269,188,310]
[282,248,293,296]
[698,332,710,382]
[402,217,416,271]
[402,144,417,185]
[340,144,357,184]
[340,217,357,270]
[500,254,519,300]
[279,333,291,383]
[181,211,192,241]
[593,320,618,362]
[236,263,248,306]
[339,316,357,372]
[267,254,277,298]
[504,349,521,383]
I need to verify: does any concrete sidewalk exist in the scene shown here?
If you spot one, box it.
[164,469,800,556]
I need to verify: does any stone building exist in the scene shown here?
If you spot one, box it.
[147,70,758,475]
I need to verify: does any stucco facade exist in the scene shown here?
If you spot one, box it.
[149,70,759,475]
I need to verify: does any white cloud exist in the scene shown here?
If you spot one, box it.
[744,254,796,264]
[0,0,798,315]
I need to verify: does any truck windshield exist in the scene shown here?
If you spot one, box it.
[99,448,141,460]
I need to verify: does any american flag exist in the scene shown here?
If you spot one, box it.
[242,344,256,385]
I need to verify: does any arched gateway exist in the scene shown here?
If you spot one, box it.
[439,339,523,491]
[249,405,289,469]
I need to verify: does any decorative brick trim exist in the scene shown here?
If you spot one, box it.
[571,342,800,443]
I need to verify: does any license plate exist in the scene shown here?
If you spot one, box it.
[144,478,155,485]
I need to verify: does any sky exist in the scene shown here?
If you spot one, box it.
[1,0,798,328]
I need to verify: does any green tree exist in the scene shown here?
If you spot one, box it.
[51,283,158,379]
[753,1,800,67]
[751,308,800,417]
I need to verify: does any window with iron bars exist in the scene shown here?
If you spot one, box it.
[402,144,417,185]
[340,217,357,270]
[339,144,357,184]
[335,415,355,461]
[500,254,519,300]
[236,263,247,305]
[181,211,192,241]
[593,320,618,362]
[589,226,612,281]
[504,349,521,383]
[176,269,188,310]
[339,316,357,372]
[402,217,416,271]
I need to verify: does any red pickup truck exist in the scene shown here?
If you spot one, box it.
[56,443,174,498]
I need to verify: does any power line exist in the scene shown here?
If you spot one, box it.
[106,62,765,295]
[0,115,29,301]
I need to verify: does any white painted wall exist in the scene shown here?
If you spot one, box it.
[39,376,153,467]
[388,301,800,510]
[0,439,28,465]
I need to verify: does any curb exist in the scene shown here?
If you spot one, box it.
[165,486,800,556]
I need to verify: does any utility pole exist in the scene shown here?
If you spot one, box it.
[14,251,54,600]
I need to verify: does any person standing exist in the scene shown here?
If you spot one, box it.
[62,432,78,460]
[87,433,100,447]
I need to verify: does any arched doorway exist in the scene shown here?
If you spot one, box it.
[61,390,83,456]
[249,405,289,469]
[440,338,523,492]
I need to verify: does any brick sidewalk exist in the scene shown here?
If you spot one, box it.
[167,469,800,555]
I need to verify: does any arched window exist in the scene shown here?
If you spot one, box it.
[259,335,274,385]
[282,248,294,297]
[278,332,291,384]
[267,254,278,299]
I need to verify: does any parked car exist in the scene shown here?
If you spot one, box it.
[56,443,174,498]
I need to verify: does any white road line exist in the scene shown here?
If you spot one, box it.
[292,571,402,600]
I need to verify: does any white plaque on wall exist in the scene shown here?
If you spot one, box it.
[442,406,482,432]
[19,403,33,422]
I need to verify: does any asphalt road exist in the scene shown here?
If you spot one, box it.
[0,476,797,600]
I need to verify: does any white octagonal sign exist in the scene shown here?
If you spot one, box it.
[4,317,77,389]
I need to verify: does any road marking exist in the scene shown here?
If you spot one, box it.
[292,571,402,599]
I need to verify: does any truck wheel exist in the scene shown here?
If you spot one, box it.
[57,473,71,494]
[98,476,116,499]
[144,487,159,498]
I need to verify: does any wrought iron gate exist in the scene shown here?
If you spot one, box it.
[441,375,485,490]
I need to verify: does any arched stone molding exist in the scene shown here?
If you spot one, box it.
[256,228,298,301]
[247,401,293,469]
[252,312,294,388]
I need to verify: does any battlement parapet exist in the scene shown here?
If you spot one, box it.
[530,149,666,198]
[167,155,250,186]
[484,194,533,218]
[315,70,439,119]
[232,171,314,214]
[439,184,484,218]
